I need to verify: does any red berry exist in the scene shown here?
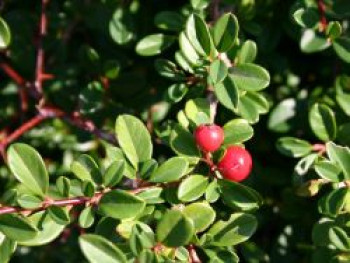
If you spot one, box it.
[194,124,224,152]
[217,146,252,182]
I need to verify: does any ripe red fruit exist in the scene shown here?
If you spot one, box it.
[194,124,224,152]
[217,146,252,182]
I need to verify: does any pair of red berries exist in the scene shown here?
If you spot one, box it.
[194,124,252,182]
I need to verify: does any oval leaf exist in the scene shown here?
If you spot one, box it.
[136,34,175,56]
[149,157,189,183]
[213,13,239,52]
[309,103,336,142]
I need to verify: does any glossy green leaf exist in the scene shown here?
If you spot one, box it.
[230,63,270,91]
[149,157,189,183]
[79,206,95,229]
[0,17,11,49]
[47,206,70,225]
[129,222,155,255]
[326,21,342,40]
[309,103,336,142]
[326,142,350,180]
[170,124,199,158]
[223,118,253,145]
[0,214,38,242]
[219,179,263,211]
[205,248,239,263]
[156,210,194,247]
[56,176,71,197]
[328,226,350,251]
[314,160,342,182]
[154,11,185,32]
[214,75,239,111]
[71,154,102,184]
[136,187,164,204]
[267,98,296,133]
[98,190,145,219]
[318,188,349,216]
[139,159,158,180]
[79,234,127,263]
[210,59,228,85]
[276,137,313,158]
[184,98,211,125]
[179,32,200,65]
[293,8,319,28]
[333,37,350,63]
[213,13,239,52]
[8,143,49,196]
[238,40,257,64]
[205,179,220,203]
[186,14,212,56]
[155,59,186,81]
[177,174,208,202]
[0,233,16,263]
[208,213,258,246]
[136,34,175,56]
[109,8,135,45]
[300,29,331,53]
[237,92,269,123]
[167,83,188,103]
[190,0,210,9]
[115,114,153,168]
[183,202,216,232]
[103,160,125,187]
[17,194,42,209]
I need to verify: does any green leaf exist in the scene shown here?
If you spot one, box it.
[267,98,296,133]
[309,103,336,142]
[0,17,11,49]
[179,32,200,65]
[230,63,270,91]
[326,142,350,180]
[205,179,220,203]
[71,154,102,184]
[300,29,331,53]
[136,34,175,56]
[336,75,350,116]
[56,176,71,197]
[223,119,253,145]
[149,157,189,183]
[103,160,125,187]
[276,137,313,158]
[238,40,257,64]
[326,21,342,40]
[213,13,239,52]
[190,0,210,9]
[328,226,350,251]
[183,202,216,232]
[155,59,186,81]
[210,59,228,85]
[205,248,239,263]
[293,8,319,28]
[312,219,335,246]
[208,213,258,246]
[47,206,70,225]
[17,194,42,209]
[184,98,211,126]
[109,8,135,45]
[0,214,38,242]
[79,206,95,229]
[214,75,239,111]
[79,234,127,263]
[156,210,194,247]
[19,211,65,246]
[136,187,164,204]
[98,190,145,219]
[139,159,158,180]
[186,14,212,56]
[177,174,208,202]
[314,160,342,182]
[219,179,263,211]
[237,92,269,123]
[7,143,49,196]
[129,222,155,255]
[154,11,185,32]
[0,233,16,263]
[333,37,350,63]
[167,83,188,103]
[115,114,153,169]
[318,188,349,216]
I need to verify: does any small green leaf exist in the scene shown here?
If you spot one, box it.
[333,37,350,63]
[79,206,95,229]
[79,234,127,263]
[300,29,331,53]
[326,142,350,180]
[326,21,342,40]
[213,13,239,52]
[190,0,210,10]
[0,17,11,49]
[156,210,194,247]
[56,176,71,198]
[139,159,158,180]
[336,75,350,116]
[186,14,212,56]
[293,8,319,28]
[109,8,135,45]
[223,119,253,145]
[208,213,258,246]
[155,59,186,81]
[237,92,269,123]
[267,98,296,133]
[136,187,164,204]
[82,181,95,197]
[309,103,336,142]
[154,11,185,32]
[103,160,125,187]
[210,59,228,85]
[98,190,145,219]
[167,83,188,103]
[328,226,350,251]
[17,194,42,209]
[149,157,189,183]
[0,233,16,263]
[0,214,38,242]
[276,137,313,158]
[179,32,200,65]
[129,223,155,256]
[314,160,342,182]
[318,188,349,216]
[183,202,216,232]
[184,98,211,126]
[230,63,270,91]
[178,175,208,202]
[47,206,70,225]
[8,143,49,196]
[214,75,239,111]
[136,34,175,56]
[115,114,152,169]
[71,154,102,184]
[205,179,220,203]
[238,40,257,64]
[219,180,263,211]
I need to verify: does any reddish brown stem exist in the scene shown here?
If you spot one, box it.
[187,244,202,263]
[317,0,327,32]
[312,143,326,154]
[0,63,26,86]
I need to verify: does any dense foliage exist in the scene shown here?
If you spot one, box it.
[0,0,350,262]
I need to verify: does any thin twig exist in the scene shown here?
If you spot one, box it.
[317,0,327,32]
